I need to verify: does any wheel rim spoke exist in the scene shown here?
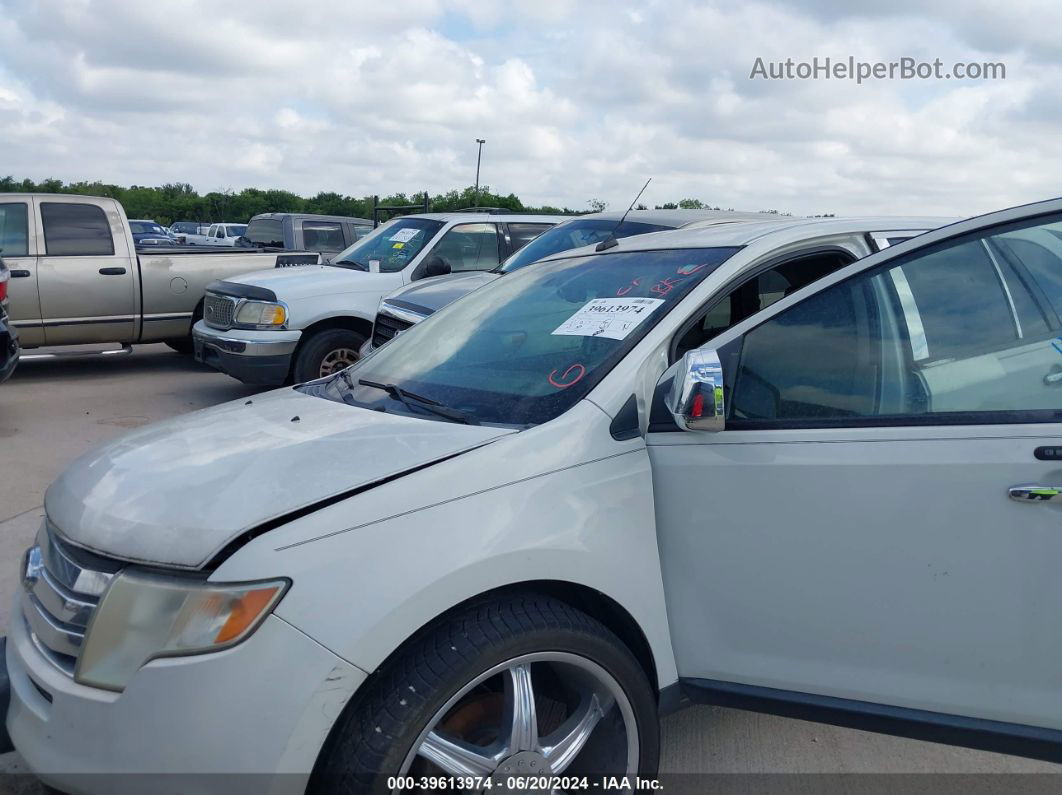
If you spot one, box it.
[503,663,539,753]
[541,693,604,773]
[417,730,497,777]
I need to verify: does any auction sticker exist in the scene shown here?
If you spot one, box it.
[552,297,664,340]
[389,228,420,243]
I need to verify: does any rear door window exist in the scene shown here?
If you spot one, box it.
[40,203,114,256]
[0,202,29,257]
[301,221,346,253]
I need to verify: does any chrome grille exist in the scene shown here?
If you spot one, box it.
[203,292,236,330]
[371,313,413,348]
[21,523,120,677]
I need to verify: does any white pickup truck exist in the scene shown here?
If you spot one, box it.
[21,204,1062,795]
[192,212,567,383]
[0,195,319,355]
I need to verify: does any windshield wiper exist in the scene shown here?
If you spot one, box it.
[332,259,368,271]
[358,379,479,425]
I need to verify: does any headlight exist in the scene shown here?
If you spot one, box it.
[235,300,287,327]
[76,570,288,691]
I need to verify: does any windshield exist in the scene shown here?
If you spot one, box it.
[329,217,444,272]
[130,222,166,235]
[245,218,284,247]
[499,219,673,273]
[302,246,738,426]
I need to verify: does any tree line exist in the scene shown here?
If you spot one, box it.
[0,176,777,224]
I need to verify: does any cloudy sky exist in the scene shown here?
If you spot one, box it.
[0,0,1058,216]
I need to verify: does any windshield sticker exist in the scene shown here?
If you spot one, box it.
[392,242,405,249]
[389,228,420,243]
[677,263,708,276]
[548,363,586,389]
[552,297,664,340]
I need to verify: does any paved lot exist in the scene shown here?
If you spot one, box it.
[0,345,1057,790]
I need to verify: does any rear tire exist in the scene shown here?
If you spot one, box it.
[293,329,365,383]
[309,593,659,795]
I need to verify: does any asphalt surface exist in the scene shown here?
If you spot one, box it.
[0,345,1057,792]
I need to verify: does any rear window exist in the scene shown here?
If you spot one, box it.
[41,203,115,256]
[301,221,346,253]
[245,219,284,247]
[500,219,671,272]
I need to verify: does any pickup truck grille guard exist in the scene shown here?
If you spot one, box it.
[20,523,119,678]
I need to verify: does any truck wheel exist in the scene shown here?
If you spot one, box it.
[165,338,194,355]
[309,594,659,795]
[293,329,366,382]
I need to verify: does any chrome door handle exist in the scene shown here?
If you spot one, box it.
[1010,485,1061,502]
[1046,371,1062,385]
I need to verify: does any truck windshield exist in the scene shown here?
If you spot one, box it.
[303,246,738,426]
[330,218,445,272]
[499,219,672,273]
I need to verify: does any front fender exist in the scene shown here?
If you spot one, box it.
[213,403,679,692]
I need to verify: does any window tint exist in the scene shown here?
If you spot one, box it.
[246,218,284,247]
[991,225,1062,321]
[507,223,553,254]
[0,203,29,257]
[729,216,1062,425]
[301,221,345,253]
[500,219,671,272]
[41,203,115,256]
[675,252,853,359]
[433,223,501,272]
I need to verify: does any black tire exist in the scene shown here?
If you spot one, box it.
[293,329,366,383]
[165,338,194,355]
[310,593,659,795]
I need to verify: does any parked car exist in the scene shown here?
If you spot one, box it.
[168,221,210,244]
[30,202,1062,795]
[127,219,175,246]
[369,209,784,352]
[204,223,247,246]
[238,212,374,263]
[0,195,321,356]
[0,257,18,382]
[192,212,566,383]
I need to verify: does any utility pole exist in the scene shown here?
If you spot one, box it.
[473,138,486,208]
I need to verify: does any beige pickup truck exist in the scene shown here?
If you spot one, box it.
[0,194,319,355]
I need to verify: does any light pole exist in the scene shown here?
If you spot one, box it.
[473,138,486,208]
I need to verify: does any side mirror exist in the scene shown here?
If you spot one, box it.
[234,236,251,248]
[666,348,725,432]
[424,255,451,278]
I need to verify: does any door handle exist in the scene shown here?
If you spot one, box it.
[98,267,127,276]
[9,270,30,278]
[1046,371,1062,386]
[1009,485,1061,502]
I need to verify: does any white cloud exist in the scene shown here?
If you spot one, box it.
[0,0,1057,216]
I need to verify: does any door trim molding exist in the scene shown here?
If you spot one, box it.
[681,678,1062,763]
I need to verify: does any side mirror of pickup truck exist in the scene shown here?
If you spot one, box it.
[666,348,725,432]
[423,255,451,278]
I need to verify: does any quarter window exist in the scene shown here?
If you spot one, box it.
[729,216,1062,425]
[41,203,115,256]
[0,202,29,257]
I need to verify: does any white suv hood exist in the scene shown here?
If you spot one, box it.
[45,388,513,569]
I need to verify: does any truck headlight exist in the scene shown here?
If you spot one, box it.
[76,570,289,691]
[235,300,287,328]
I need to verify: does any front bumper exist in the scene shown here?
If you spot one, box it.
[6,597,366,795]
[193,321,301,385]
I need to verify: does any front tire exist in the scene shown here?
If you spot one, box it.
[310,594,659,794]
[293,329,366,382]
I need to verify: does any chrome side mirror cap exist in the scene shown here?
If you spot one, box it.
[667,348,725,432]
